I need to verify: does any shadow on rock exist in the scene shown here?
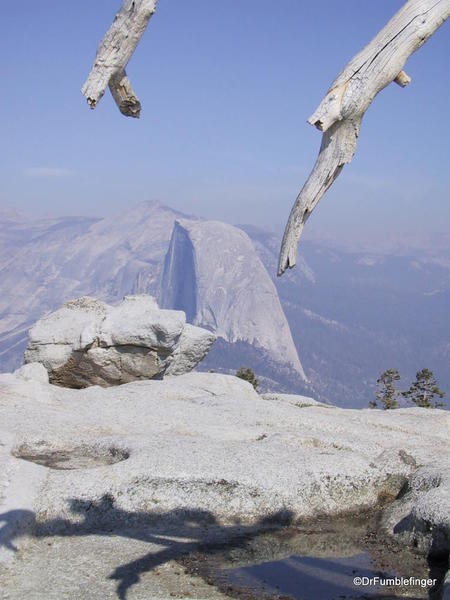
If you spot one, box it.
[0,497,445,600]
[0,496,294,599]
[393,513,449,600]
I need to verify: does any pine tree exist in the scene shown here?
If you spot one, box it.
[236,367,259,391]
[402,369,445,408]
[374,369,401,410]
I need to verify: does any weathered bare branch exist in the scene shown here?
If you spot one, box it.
[394,70,412,87]
[82,0,157,117]
[109,69,141,118]
[278,0,450,276]
[279,119,361,273]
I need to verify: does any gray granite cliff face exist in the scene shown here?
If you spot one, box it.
[160,219,305,378]
[0,203,304,382]
[160,221,198,324]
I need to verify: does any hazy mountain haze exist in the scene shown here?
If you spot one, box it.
[1,203,448,407]
[0,203,305,388]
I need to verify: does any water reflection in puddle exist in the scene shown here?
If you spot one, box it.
[222,552,395,599]
[184,512,443,600]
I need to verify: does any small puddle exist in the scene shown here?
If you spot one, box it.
[220,552,396,599]
[183,512,445,600]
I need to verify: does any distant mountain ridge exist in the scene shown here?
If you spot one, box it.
[1,203,448,407]
[0,202,305,387]
[241,224,450,407]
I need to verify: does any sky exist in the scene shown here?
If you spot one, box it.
[1,0,449,244]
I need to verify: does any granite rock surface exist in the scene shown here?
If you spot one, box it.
[24,295,216,388]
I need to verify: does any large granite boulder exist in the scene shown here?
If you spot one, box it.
[24,295,215,388]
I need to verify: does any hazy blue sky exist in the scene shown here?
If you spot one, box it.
[1,1,449,242]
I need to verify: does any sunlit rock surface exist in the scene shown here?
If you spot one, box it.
[0,368,448,597]
[24,295,215,388]
[1,369,448,553]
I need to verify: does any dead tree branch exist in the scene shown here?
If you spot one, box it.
[278,0,450,275]
[81,0,157,118]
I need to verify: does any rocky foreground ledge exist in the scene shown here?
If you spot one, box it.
[0,367,449,598]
